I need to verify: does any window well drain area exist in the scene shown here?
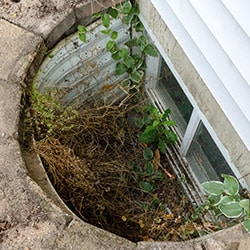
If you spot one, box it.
[24,19,217,242]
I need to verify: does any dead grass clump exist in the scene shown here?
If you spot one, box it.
[32,99,207,242]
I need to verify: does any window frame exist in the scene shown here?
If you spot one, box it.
[143,38,248,189]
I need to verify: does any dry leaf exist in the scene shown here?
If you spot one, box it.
[138,219,145,228]
[121,215,127,222]
[154,148,160,161]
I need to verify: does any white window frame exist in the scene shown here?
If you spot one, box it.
[141,15,248,189]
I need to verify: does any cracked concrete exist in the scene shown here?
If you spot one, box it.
[0,0,250,249]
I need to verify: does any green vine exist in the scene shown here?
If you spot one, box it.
[77,0,158,88]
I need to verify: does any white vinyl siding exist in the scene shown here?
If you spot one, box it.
[150,0,250,151]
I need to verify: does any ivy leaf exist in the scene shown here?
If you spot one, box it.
[132,55,144,70]
[115,62,127,75]
[125,38,138,48]
[143,44,158,57]
[118,48,129,58]
[108,7,118,18]
[77,25,87,42]
[202,181,225,196]
[218,201,243,218]
[145,161,154,174]
[101,29,111,35]
[121,1,133,14]
[130,70,144,83]
[139,181,154,193]
[222,174,239,196]
[106,40,116,52]
[137,35,147,51]
[123,12,135,25]
[110,31,118,40]
[135,20,144,32]
[78,33,86,43]
[111,51,121,60]
[102,13,110,28]
[92,12,101,19]
[143,147,154,160]
[123,55,135,68]
[77,25,87,33]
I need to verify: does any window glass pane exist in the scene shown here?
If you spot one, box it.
[186,122,235,183]
[156,60,193,135]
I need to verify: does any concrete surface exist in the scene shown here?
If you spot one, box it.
[0,0,249,249]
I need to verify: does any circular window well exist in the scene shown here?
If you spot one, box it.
[21,19,229,243]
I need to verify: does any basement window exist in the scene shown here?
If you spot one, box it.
[145,56,245,189]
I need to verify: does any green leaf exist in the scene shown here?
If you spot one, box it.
[115,62,127,75]
[121,1,132,14]
[143,147,154,160]
[123,12,135,25]
[134,20,144,32]
[158,138,166,154]
[101,28,111,35]
[162,109,171,120]
[218,201,243,218]
[139,130,155,144]
[123,55,135,68]
[78,25,87,42]
[110,31,118,40]
[149,198,160,209]
[118,48,129,58]
[92,12,101,19]
[162,120,176,126]
[77,25,87,33]
[137,35,147,51]
[243,219,250,233]
[222,174,239,196]
[220,195,235,204]
[78,33,86,43]
[131,4,140,17]
[102,13,110,28]
[112,51,121,60]
[125,38,138,48]
[202,181,225,196]
[139,181,154,193]
[132,55,144,70]
[121,79,131,88]
[108,7,118,18]
[143,44,158,57]
[130,70,144,83]
[208,194,222,206]
[145,161,154,174]
[134,117,144,129]
[106,40,116,51]
[165,130,177,143]
[239,199,250,215]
